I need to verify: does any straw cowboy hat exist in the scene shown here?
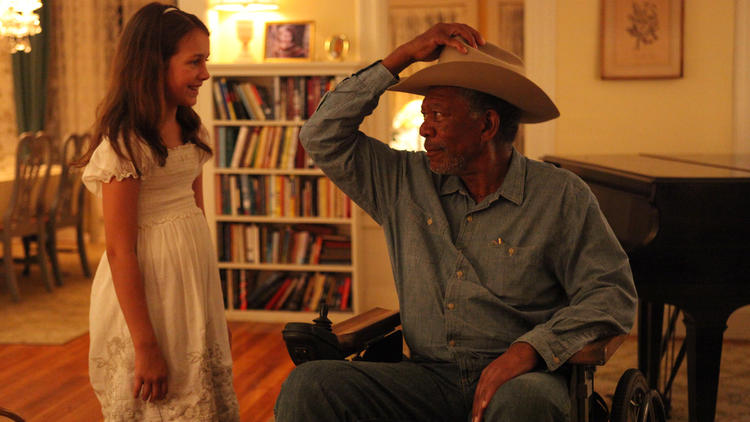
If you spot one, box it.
[389,39,559,123]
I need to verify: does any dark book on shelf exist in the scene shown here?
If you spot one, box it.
[283,273,309,310]
[255,84,274,119]
[218,77,237,120]
[264,276,293,310]
[340,276,352,310]
[232,83,255,120]
[318,234,352,264]
[246,271,286,309]
[219,269,228,309]
[213,79,230,120]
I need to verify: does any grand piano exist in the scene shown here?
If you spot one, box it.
[543,154,750,422]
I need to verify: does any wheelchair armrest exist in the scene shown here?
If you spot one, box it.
[332,308,400,355]
[567,334,628,366]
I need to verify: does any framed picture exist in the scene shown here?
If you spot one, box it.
[264,21,314,61]
[600,0,683,79]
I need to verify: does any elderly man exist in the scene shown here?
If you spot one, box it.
[274,23,637,422]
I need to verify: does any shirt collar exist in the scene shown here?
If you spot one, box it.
[437,147,526,206]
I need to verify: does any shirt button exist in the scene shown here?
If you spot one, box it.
[456,270,463,278]
[449,340,456,347]
[553,356,561,364]
[466,215,472,222]
[427,217,433,225]
[447,303,455,310]
[508,247,515,256]
[497,237,502,245]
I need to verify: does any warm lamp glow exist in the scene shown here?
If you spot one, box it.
[0,0,43,53]
[391,99,425,152]
[211,0,279,12]
[211,0,279,62]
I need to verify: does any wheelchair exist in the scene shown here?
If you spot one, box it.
[283,305,667,422]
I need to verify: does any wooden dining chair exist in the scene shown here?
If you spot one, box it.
[1,132,54,302]
[44,133,91,285]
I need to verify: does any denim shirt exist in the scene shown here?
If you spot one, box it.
[300,62,637,379]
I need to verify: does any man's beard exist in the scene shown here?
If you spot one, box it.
[428,153,466,175]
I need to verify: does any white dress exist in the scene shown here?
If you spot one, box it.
[83,139,240,421]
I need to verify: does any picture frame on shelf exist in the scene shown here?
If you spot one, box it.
[264,21,314,61]
[600,0,683,79]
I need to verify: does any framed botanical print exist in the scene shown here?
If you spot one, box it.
[601,0,684,79]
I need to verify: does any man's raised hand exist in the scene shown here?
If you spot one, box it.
[383,22,485,76]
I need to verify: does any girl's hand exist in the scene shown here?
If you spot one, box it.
[133,342,169,402]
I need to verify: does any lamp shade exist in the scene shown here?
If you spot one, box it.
[211,0,279,12]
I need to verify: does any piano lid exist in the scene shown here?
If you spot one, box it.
[544,154,750,197]
[640,153,750,173]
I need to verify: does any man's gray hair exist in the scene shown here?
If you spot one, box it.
[457,88,521,144]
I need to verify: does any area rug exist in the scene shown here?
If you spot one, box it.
[594,336,750,422]
[0,241,102,345]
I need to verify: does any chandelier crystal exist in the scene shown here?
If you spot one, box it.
[0,0,43,54]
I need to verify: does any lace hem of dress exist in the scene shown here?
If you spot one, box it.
[91,336,239,422]
[138,208,204,228]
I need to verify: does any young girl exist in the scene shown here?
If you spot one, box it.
[80,3,239,420]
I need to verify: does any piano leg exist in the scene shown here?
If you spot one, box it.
[682,310,728,422]
[637,300,664,389]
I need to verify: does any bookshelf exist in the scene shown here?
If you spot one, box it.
[203,62,361,323]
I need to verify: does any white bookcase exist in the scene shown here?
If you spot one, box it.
[200,62,361,323]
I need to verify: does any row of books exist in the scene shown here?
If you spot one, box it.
[217,223,352,265]
[217,174,352,219]
[220,270,352,312]
[213,76,338,122]
[216,125,312,169]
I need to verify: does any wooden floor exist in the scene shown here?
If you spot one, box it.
[0,321,295,422]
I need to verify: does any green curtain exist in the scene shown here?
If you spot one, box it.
[12,2,48,135]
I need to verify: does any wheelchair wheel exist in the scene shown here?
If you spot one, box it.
[611,368,667,422]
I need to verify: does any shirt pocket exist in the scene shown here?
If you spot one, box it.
[396,200,450,277]
[477,238,552,307]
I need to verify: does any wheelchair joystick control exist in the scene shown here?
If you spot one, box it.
[313,301,332,331]
[282,300,345,365]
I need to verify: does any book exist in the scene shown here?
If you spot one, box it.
[229,126,250,168]
[240,82,265,121]
[268,126,283,169]
[239,174,251,215]
[300,274,317,311]
[319,234,352,264]
[244,224,259,263]
[213,80,229,120]
[273,277,298,310]
[246,272,285,308]
[253,126,271,168]
[233,83,256,120]
[228,82,250,120]
[306,273,327,311]
[284,274,309,310]
[218,175,231,215]
[238,269,248,310]
[264,277,293,310]
[217,127,226,167]
[257,85,275,119]
[218,78,237,120]
[241,127,261,168]
[219,269,228,309]
[339,276,351,310]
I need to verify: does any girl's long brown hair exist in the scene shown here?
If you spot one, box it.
[78,2,211,175]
